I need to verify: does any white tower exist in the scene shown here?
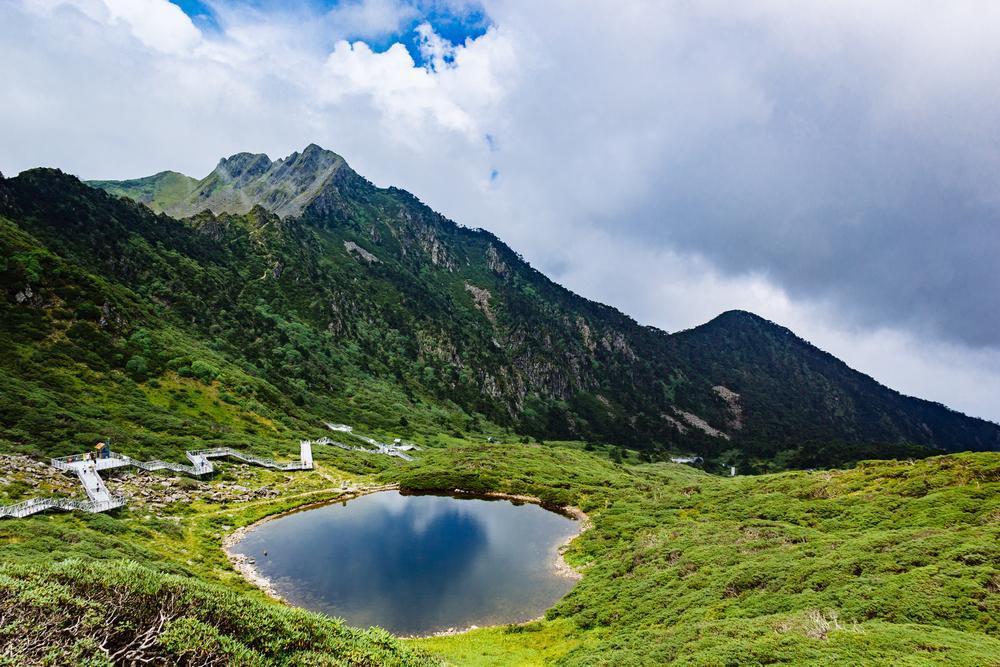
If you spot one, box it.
[300,441,314,469]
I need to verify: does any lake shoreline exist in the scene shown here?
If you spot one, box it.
[443,488,591,582]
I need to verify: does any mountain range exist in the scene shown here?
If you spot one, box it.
[2,144,997,470]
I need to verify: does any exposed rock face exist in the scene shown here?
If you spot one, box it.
[662,413,689,434]
[194,218,226,241]
[673,408,730,439]
[94,144,352,219]
[601,330,637,361]
[421,232,451,268]
[486,243,510,278]
[577,317,596,353]
[713,385,744,430]
[464,283,496,323]
[13,286,34,304]
[344,241,380,264]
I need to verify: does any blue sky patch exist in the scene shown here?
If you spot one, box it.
[168,0,220,30]
[169,0,491,66]
[343,3,491,66]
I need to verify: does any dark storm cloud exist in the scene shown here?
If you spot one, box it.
[538,1,1000,349]
[617,121,1000,348]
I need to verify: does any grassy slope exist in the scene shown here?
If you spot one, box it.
[88,171,200,214]
[1,439,998,664]
[398,445,1000,666]
[0,205,483,463]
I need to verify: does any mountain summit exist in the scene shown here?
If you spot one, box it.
[90,144,354,219]
[1,147,995,471]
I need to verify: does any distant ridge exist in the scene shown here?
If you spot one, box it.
[0,147,989,470]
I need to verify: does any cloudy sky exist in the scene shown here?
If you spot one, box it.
[2,0,999,422]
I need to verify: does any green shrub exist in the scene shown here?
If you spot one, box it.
[125,355,148,380]
[190,360,220,383]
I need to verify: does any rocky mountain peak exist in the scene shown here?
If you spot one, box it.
[215,152,272,183]
[91,145,355,219]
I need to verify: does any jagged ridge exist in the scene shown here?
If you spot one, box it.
[90,144,352,219]
[1,150,995,470]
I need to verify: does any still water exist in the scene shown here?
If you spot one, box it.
[231,491,581,635]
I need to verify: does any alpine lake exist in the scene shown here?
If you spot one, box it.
[229,490,582,636]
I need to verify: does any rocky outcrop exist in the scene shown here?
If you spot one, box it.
[673,408,730,439]
[464,283,496,323]
[662,413,689,434]
[486,243,510,278]
[713,385,744,430]
[344,241,380,264]
[94,144,353,219]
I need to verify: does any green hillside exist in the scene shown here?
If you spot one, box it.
[89,170,199,213]
[406,447,1000,665]
[0,153,995,473]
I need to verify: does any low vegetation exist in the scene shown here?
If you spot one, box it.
[3,440,995,664]
[1,559,435,666]
[400,445,1000,665]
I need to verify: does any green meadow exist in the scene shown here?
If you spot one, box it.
[2,439,997,665]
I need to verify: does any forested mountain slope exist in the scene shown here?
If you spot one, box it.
[0,147,995,470]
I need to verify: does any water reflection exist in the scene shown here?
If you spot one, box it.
[232,491,579,635]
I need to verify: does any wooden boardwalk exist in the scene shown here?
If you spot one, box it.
[1,442,313,519]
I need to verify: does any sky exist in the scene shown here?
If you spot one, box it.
[2,0,999,423]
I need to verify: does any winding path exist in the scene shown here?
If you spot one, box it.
[0,443,313,519]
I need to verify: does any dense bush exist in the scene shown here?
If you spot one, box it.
[0,559,435,666]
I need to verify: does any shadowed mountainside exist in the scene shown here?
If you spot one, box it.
[0,147,994,470]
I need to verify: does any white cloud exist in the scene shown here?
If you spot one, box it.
[324,0,419,41]
[1,0,998,422]
[24,0,202,54]
[319,40,477,137]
